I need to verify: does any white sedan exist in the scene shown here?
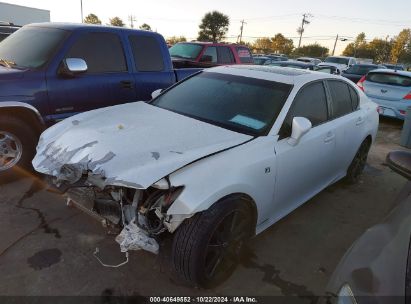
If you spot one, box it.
[33,65,379,288]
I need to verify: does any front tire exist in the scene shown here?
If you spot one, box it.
[171,196,254,288]
[345,139,371,184]
[0,116,38,181]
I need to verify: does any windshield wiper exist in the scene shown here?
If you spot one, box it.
[0,58,16,68]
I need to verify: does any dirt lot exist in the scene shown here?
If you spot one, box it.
[0,117,409,300]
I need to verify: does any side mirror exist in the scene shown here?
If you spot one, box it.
[151,89,162,99]
[288,117,312,146]
[59,58,87,77]
[200,55,212,63]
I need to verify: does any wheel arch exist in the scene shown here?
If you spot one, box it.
[0,102,45,134]
[204,192,258,236]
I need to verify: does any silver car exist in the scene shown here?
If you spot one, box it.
[358,69,411,120]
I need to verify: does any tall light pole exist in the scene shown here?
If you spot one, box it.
[80,0,84,23]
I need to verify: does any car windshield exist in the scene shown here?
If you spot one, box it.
[151,72,292,136]
[169,43,203,60]
[0,26,68,69]
[325,57,350,64]
[366,72,411,87]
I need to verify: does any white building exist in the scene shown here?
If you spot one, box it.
[0,2,50,26]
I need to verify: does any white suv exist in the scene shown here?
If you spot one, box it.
[319,56,357,71]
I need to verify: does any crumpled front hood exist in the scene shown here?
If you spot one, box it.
[33,101,252,189]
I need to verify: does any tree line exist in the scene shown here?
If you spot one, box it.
[83,11,411,64]
[342,30,411,64]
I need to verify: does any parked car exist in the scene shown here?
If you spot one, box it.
[314,65,341,75]
[266,54,288,61]
[357,69,411,120]
[0,22,20,42]
[0,22,201,180]
[342,63,385,83]
[383,63,405,70]
[253,56,285,66]
[326,150,411,303]
[319,56,357,71]
[296,57,322,65]
[268,60,315,70]
[169,42,253,68]
[33,65,379,288]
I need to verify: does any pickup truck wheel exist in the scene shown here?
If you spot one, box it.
[171,197,253,288]
[0,116,38,181]
[345,139,371,184]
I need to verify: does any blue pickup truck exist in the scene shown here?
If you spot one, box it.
[0,23,200,179]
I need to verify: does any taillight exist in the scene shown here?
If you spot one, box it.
[403,93,411,100]
[377,106,383,114]
[357,76,366,91]
[399,110,406,115]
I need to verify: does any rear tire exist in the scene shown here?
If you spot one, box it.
[0,116,38,182]
[345,139,371,184]
[171,196,254,288]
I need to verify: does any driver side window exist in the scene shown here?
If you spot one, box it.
[279,81,329,139]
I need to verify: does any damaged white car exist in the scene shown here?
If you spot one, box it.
[33,65,379,287]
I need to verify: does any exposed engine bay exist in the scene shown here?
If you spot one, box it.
[53,171,184,256]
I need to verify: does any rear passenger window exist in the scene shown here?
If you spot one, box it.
[217,47,235,64]
[236,47,253,63]
[348,86,359,110]
[67,32,127,73]
[280,81,328,138]
[129,35,164,72]
[328,81,353,118]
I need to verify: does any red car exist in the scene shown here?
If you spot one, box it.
[169,42,253,68]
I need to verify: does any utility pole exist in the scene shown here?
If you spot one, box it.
[128,15,136,28]
[332,34,339,56]
[80,0,83,23]
[237,19,247,43]
[297,13,311,48]
[385,35,390,63]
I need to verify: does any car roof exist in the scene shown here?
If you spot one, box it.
[26,22,163,37]
[367,69,411,77]
[176,41,248,48]
[207,65,340,85]
[327,55,353,59]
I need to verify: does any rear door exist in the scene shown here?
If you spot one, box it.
[274,81,336,215]
[325,80,366,175]
[127,34,175,101]
[217,46,235,65]
[46,31,136,121]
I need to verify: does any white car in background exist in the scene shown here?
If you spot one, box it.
[296,56,322,65]
[319,56,357,71]
[33,65,379,288]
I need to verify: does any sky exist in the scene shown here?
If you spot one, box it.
[2,0,411,55]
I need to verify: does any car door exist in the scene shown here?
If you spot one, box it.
[46,31,136,122]
[273,81,337,216]
[325,80,366,175]
[127,34,175,101]
[217,46,235,65]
